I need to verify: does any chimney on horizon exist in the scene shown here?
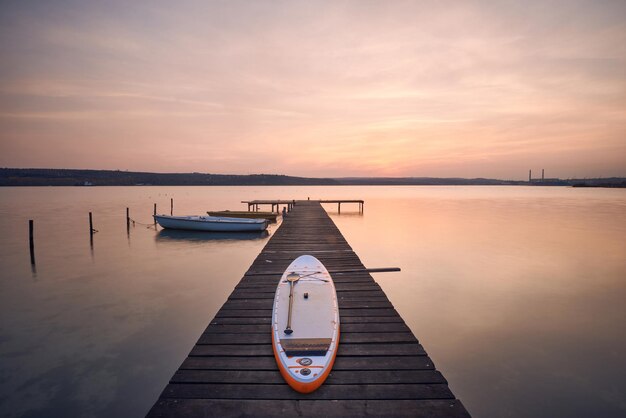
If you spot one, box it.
[542,169,545,181]
[529,169,532,183]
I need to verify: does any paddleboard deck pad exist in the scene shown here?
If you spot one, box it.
[271,255,340,393]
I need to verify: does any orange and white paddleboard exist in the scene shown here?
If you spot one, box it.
[271,255,340,393]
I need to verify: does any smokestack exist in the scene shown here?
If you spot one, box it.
[529,170,532,182]
[542,169,544,181]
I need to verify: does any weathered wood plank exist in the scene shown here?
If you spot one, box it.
[197,332,416,345]
[180,355,436,371]
[190,343,425,357]
[203,322,410,334]
[171,369,446,385]
[208,315,404,325]
[147,399,470,418]
[161,383,454,400]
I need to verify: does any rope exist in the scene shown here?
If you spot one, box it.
[129,218,158,229]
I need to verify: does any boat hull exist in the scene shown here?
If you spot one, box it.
[207,211,278,221]
[154,215,268,232]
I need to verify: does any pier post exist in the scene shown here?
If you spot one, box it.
[89,212,94,249]
[338,202,341,214]
[29,220,35,265]
[171,198,173,215]
[154,203,157,227]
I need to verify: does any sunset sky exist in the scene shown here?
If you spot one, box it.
[0,0,624,179]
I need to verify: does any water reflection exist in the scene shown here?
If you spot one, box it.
[1,186,624,418]
[155,229,269,242]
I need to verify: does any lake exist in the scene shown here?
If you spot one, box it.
[0,186,624,417]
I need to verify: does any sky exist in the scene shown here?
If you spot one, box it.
[0,0,624,179]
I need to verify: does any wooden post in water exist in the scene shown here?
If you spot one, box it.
[89,212,94,248]
[170,198,173,215]
[29,220,35,265]
[153,203,157,227]
[338,202,341,214]
[126,208,130,231]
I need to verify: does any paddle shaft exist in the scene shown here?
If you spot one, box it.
[284,280,295,334]
[248,267,400,276]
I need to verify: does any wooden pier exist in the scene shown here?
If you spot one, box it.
[147,200,470,417]
[243,199,364,213]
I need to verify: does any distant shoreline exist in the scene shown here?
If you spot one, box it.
[1,168,624,188]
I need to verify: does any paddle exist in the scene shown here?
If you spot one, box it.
[284,272,300,335]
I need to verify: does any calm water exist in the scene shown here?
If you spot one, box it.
[0,186,624,417]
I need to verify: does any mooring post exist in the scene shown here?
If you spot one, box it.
[89,212,94,249]
[170,198,173,215]
[153,203,157,227]
[29,220,35,264]
[338,202,341,214]
[126,208,130,231]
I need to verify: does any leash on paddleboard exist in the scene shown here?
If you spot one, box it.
[280,268,400,335]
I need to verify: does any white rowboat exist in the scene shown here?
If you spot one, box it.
[153,215,268,232]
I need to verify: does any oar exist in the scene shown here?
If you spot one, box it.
[284,272,299,335]
[247,267,400,276]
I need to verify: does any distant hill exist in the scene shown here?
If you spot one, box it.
[0,168,339,186]
[337,176,626,187]
[1,168,624,187]
[335,177,527,185]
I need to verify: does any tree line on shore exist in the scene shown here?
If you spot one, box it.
[1,168,624,187]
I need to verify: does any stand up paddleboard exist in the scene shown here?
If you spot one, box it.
[272,255,340,393]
